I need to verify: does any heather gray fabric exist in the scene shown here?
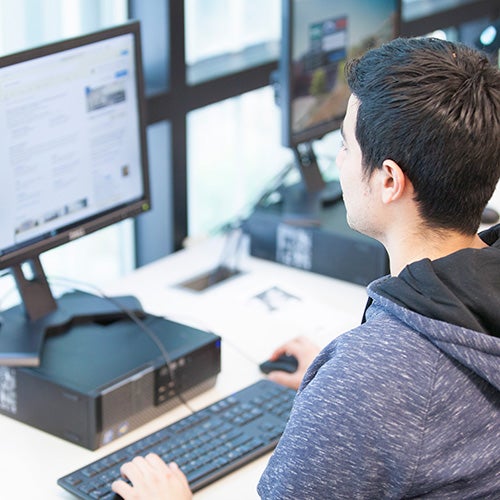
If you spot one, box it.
[258,225,500,499]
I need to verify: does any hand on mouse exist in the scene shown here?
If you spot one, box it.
[266,336,320,390]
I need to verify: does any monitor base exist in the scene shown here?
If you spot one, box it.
[0,291,144,367]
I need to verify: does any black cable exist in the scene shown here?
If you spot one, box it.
[47,276,196,414]
[206,152,337,242]
[202,161,300,289]
[207,226,245,287]
[50,276,262,371]
[160,309,261,368]
[207,160,296,239]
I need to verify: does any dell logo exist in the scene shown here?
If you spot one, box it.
[69,228,85,240]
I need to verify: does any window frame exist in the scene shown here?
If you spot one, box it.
[130,0,500,265]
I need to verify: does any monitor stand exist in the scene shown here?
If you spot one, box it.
[0,257,144,367]
[279,142,343,219]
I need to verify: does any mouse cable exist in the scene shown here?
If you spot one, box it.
[46,276,195,415]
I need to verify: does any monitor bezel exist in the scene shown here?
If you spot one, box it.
[0,20,150,270]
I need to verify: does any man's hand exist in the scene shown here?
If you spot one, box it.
[266,336,320,390]
[112,453,192,500]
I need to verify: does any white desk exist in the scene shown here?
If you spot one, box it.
[0,236,368,499]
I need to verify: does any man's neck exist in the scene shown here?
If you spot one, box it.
[386,229,487,276]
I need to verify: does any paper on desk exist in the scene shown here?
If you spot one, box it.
[198,284,362,364]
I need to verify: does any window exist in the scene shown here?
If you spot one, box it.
[185,0,280,84]
[187,86,291,237]
[186,85,344,240]
[3,0,494,305]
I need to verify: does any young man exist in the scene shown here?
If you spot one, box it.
[112,37,500,499]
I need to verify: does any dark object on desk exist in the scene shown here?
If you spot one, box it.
[58,379,296,498]
[243,181,390,286]
[0,287,144,367]
[0,309,221,450]
[481,205,499,224]
[260,354,299,374]
[177,265,242,292]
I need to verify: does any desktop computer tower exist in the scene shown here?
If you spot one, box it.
[243,182,389,286]
[0,311,221,450]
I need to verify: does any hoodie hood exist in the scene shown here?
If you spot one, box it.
[367,223,500,390]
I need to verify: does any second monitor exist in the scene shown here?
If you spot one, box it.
[277,0,401,211]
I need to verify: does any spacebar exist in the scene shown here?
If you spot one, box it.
[186,436,265,486]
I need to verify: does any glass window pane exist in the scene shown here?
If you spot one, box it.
[419,18,493,51]
[42,221,135,290]
[185,0,281,84]
[187,86,344,240]
[187,86,293,238]
[0,0,127,54]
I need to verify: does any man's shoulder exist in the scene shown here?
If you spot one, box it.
[334,308,434,357]
[308,317,442,396]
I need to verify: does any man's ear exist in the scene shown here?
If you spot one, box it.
[380,159,407,204]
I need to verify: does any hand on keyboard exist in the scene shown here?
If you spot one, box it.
[58,380,296,499]
[112,453,192,500]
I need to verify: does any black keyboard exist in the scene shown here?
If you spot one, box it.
[58,379,296,499]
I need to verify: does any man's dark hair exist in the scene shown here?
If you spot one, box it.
[345,37,500,234]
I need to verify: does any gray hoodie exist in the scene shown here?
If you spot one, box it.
[258,224,500,499]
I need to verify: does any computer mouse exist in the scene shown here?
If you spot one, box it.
[259,354,298,374]
[481,206,500,224]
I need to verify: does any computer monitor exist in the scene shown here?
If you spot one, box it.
[0,21,150,366]
[278,0,400,211]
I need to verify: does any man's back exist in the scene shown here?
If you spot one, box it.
[258,228,500,498]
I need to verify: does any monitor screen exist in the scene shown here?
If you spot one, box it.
[0,21,149,269]
[0,21,150,366]
[280,0,401,148]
